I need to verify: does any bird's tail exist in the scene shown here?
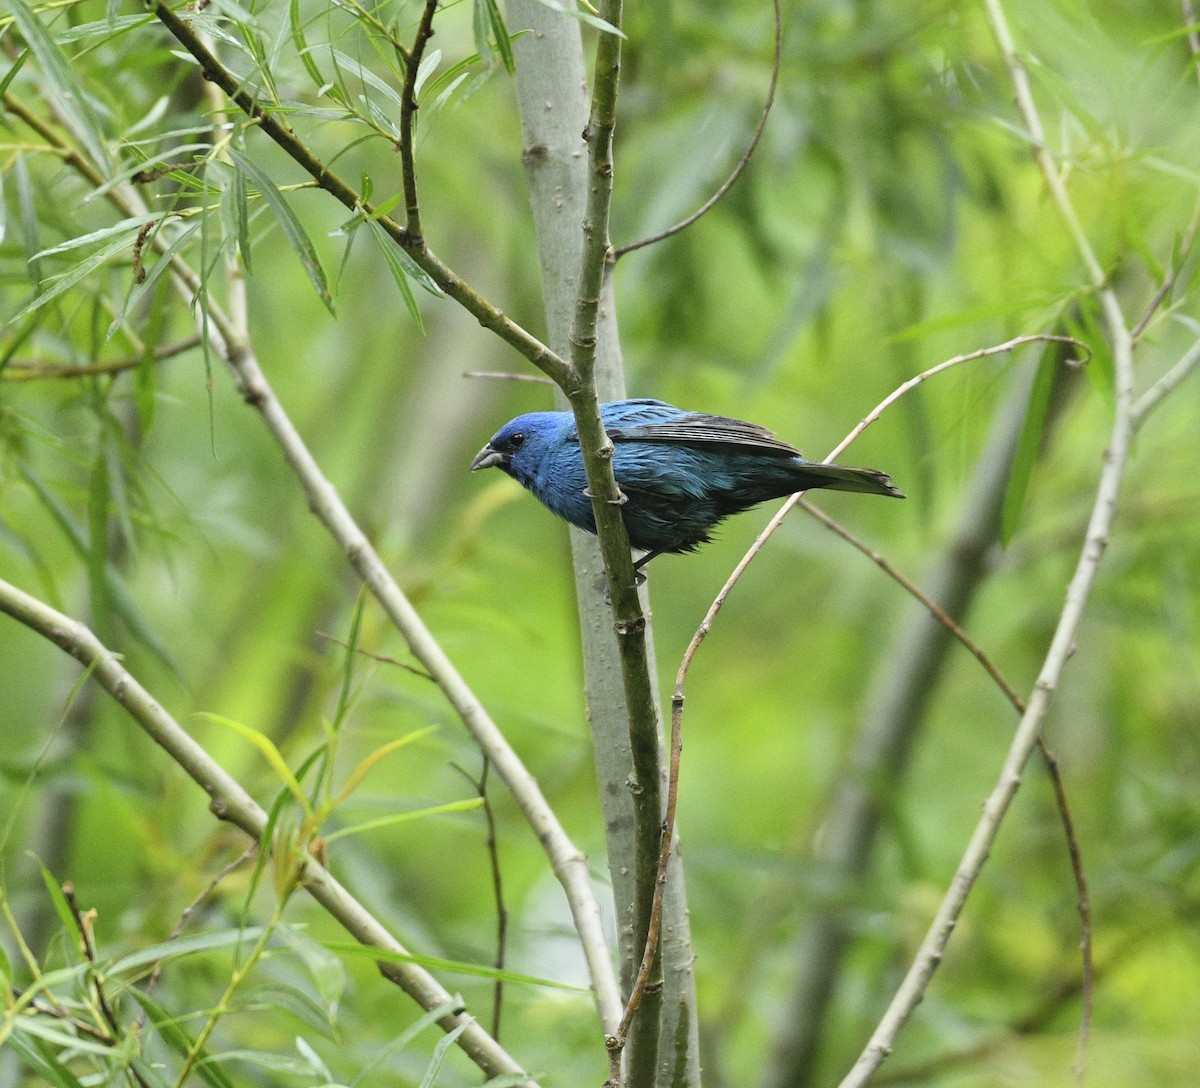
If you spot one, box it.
[794,463,906,499]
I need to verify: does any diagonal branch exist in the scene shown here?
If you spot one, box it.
[4,52,622,1040]
[0,577,538,1088]
[145,0,574,388]
[835,4,1138,1082]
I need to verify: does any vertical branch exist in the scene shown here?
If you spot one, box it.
[507,2,700,1077]
[399,0,438,242]
[565,3,668,1082]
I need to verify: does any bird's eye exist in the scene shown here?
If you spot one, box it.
[509,432,525,448]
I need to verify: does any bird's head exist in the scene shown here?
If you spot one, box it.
[470,412,562,487]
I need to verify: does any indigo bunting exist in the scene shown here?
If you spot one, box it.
[471,398,903,570]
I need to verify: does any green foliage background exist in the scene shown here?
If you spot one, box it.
[1,0,1199,1085]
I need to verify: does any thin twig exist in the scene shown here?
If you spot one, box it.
[463,370,555,385]
[0,577,539,1087]
[622,333,1086,1050]
[452,760,509,1042]
[1130,203,1199,341]
[834,4,1138,1083]
[140,846,257,1010]
[2,337,203,382]
[399,0,438,242]
[141,2,574,388]
[798,499,1094,1070]
[315,631,434,681]
[1131,332,1200,429]
[612,0,781,260]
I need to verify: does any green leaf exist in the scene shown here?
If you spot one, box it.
[35,859,81,949]
[7,0,113,172]
[530,0,625,38]
[11,1016,116,1056]
[418,1021,469,1088]
[325,941,589,992]
[323,797,483,843]
[347,1000,462,1087]
[366,218,423,329]
[33,214,163,259]
[6,1033,87,1088]
[196,713,314,818]
[129,990,239,1088]
[476,0,515,73]
[107,927,270,977]
[330,588,367,735]
[7,234,133,327]
[326,725,438,813]
[274,923,346,1018]
[1000,345,1057,546]
[228,149,334,313]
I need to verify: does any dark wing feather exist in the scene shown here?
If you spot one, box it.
[605,412,803,458]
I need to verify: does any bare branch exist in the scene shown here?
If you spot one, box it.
[0,577,538,1087]
[613,0,781,260]
[835,4,1138,1082]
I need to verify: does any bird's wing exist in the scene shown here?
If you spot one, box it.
[604,412,803,458]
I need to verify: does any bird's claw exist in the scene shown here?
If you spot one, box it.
[582,486,628,506]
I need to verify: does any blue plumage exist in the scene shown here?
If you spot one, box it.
[471,399,903,566]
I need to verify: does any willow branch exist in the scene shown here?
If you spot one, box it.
[565,1,666,1081]
[835,5,1137,1083]
[398,0,437,241]
[144,0,574,388]
[0,578,537,1087]
[612,0,781,259]
[799,499,1093,1069]
[6,57,621,1038]
[2,337,202,381]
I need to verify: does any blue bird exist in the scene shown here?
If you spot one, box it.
[470,399,904,572]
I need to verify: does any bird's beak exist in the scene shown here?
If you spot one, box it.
[470,444,506,472]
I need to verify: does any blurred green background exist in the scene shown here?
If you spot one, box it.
[2,0,1199,1085]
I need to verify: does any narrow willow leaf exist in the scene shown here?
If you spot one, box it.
[326,726,439,812]
[6,1033,87,1088]
[479,0,515,73]
[107,927,269,976]
[274,923,346,1017]
[229,149,334,313]
[129,990,239,1088]
[107,219,202,342]
[289,0,326,89]
[323,797,483,843]
[0,46,32,97]
[330,588,367,735]
[366,218,422,329]
[325,940,592,990]
[196,713,315,818]
[328,48,406,112]
[7,235,132,326]
[1000,345,1056,546]
[294,1035,332,1080]
[473,0,495,67]
[33,214,162,259]
[417,1022,469,1088]
[530,0,624,37]
[8,0,113,171]
[414,49,442,97]
[11,1017,116,1056]
[347,1000,462,1087]
[13,154,41,289]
